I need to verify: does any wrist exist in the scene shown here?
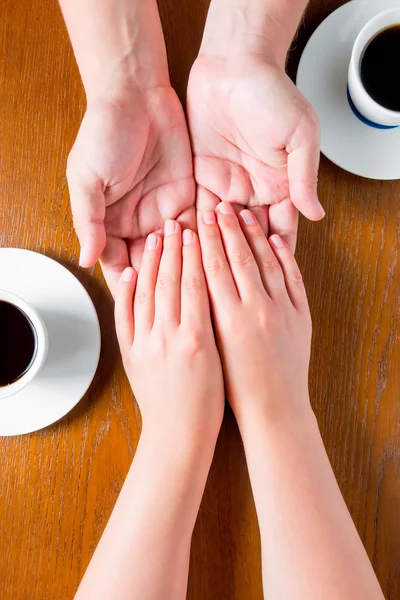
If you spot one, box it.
[139,420,219,471]
[237,394,315,449]
[200,0,308,68]
[83,45,170,105]
[60,0,170,104]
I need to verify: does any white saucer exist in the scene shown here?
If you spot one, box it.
[297,0,400,180]
[0,249,101,436]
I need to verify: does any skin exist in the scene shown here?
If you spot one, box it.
[60,0,195,293]
[75,207,384,600]
[61,0,324,295]
[197,203,384,600]
[188,0,325,250]
[74,222,224,600]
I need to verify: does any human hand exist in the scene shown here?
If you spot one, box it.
[197,202,312,434]
[67,84,195,295]
[188,54,324,250]
[114,220,224,449]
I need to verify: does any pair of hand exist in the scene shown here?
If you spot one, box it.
[68,54,324,295]
[114,203,312,449]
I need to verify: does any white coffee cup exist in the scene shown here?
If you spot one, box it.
[0,290,48,399]
[348,8,400,127]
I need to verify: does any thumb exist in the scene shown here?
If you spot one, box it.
[67,165,106,267]
[286,102,325,222]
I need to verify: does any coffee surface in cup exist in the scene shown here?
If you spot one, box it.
[0,301,37,387]
[361,25,400,111]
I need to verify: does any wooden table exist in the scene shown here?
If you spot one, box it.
[1,1,399,598]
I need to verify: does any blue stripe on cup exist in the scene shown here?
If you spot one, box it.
[347,86,398,130]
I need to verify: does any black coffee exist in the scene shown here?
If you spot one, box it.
[360,25,400,111]
[0,301,37,387]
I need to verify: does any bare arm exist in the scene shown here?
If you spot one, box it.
[200,0,309,67]
[242,411,384,599]
[59,0,168,102]
[188,0,323,252]
[75,224,224,599]
[58,1,194,290]
[197,204,383,599]
[74,435,215,600]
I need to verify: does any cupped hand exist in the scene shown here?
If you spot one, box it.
[188,54,325,250]
[67,84,195,294]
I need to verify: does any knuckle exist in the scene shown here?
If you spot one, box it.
[182,328,205,356]
[182,275,203,292]
[258,309,278,335]
[290,269,304,286]
[135,290,149,305]
[260,257,279,272]
[150,333,168,359]
[157,274,178,291]
[204,257,228,275]
[231,251,254,267]
[115,309,129,327]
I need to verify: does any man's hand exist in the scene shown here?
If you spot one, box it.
[188,53,324,250]
[67,84,194,294]
[60,0,195,295]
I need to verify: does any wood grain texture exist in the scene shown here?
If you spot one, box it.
[0,0,399,598]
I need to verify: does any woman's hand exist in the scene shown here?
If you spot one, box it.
[197,205,384,600]
[115,220,224,450]
[197,202,312,433]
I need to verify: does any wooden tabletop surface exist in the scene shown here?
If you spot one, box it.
[0,0,399,598]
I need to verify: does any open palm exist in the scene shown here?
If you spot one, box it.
[187,55,324,249]
[67,85,194,294]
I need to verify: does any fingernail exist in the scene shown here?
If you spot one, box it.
[122,267,135,283]
[217,202,234,215]
[79,249,90,267]
[241,210,255,225]
[202,211,216,225]
[165,220,176,236]
[317,199,326,216]
[146,233,158,251]
[271,235,285,248]
[183,229,194,245]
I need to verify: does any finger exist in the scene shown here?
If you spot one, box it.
[176,205,196,233]
[134,233,162,335]
[268,199,299,252]
[215,202,264,300]
[67,166,106,268]
[286,103,325,221]
[100,236,130,299]
[270,235,309,312]
[238,209,287,302]
[197,209,239,314]
[249,206,269,237]
[181,229,210,326]
[196,186,220,212]
[154,220,182,327]
[114,267,137,351]
[128,238,146,272]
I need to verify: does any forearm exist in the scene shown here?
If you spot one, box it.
[59,0,169,102]
[201,0,308,66]
[75,432,215,600]
[241,408,384,599]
